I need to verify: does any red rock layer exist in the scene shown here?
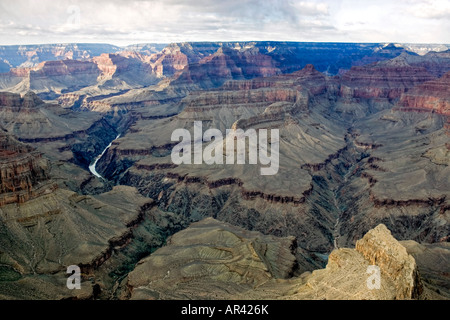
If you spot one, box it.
[92,53,155,84]
[0,131,51,206]
[30,59,100,78]
[340,60,435,100]
[148,46,189,77]
[398,71,450,116]
[173,47,280,88]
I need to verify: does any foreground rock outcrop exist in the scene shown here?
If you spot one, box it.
[127,219,436,300]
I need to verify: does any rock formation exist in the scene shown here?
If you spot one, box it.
[340,57,436,100]
[0,43,121,69]
[0,41,448,300]
[0,130,50,206]
[172,46,281,89]
[398,71,450,116]
[127,219,431,300]
[92,53,158,88]
[0,185,153,299]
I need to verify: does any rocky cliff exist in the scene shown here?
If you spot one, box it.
[340,57,436,100]
[0,186,153,299]
[172,46,281,89]
[92,53,158,88]
[398,71,450,116]
[127,219,433,300]
[0,131,50,206]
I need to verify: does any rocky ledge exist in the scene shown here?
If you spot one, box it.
[127,219,439,300]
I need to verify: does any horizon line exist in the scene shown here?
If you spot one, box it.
[1,40,449,47]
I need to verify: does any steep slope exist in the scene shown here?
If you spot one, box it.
[0,91,122,194]
[92,53,158,89]
[0,185,152,299]
[401,50,450,78]
[172,46,281,89]
[0,130,50,206]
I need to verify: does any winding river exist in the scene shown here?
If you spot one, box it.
[89,134,120,179]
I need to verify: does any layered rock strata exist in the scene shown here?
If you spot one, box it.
[127,220,426,300]
[340,57,435,100]
[0,131,50,206]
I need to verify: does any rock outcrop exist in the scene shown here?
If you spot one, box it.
[92,53,157,88]
[355,224,423,299]
[127,220,426,300]
[0,91,104,140]
[0,131,50,206]
[128,217,297,300]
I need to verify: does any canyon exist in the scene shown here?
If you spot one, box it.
[0,42,448,300]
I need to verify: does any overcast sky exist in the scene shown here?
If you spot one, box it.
[0,0,449,46]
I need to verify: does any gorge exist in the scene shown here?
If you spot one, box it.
[0,41,448,300]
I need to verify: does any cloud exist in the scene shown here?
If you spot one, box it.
[408,0,450,19]
[293,1,329,16]
[0,0,448,45]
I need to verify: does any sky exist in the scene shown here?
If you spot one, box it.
[0,0,449,46]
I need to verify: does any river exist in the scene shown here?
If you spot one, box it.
[89,134,120,179]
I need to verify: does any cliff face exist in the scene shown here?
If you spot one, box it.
[355,224,423,299]
[0,131,50,206]
[340,58,435,100]
[31,60,100,79]
[0,185,153,300]
[145,46,189,77]
[221,64,330,95]
[398,71,450,116]
[172,46,281,89]
[401,50,450,78]
[0,91,103,140]
[0,91,123,194]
